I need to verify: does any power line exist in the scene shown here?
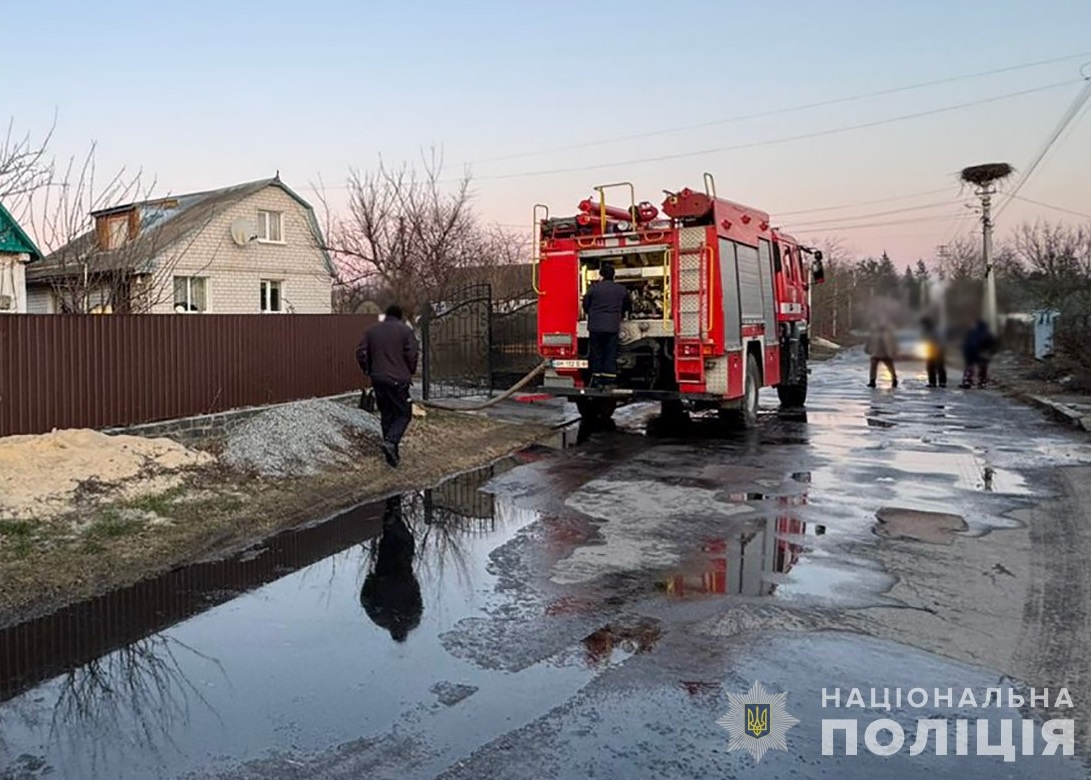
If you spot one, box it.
[298,78,1079,193]
[1012,195,1091,220]
[776,188,952,216]
[467,80,1079,183]
[996,75,1091,217]
[464,50,1091,166]
[936,195,982,251]
[787,213,968,234]
[781,200,959,229]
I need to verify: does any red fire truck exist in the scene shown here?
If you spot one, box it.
[534,175,825,425]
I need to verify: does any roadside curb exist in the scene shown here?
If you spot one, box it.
[1030,395,1091,432]
[1018,392,1091,432]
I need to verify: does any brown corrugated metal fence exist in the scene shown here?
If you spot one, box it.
[0,314,377,437]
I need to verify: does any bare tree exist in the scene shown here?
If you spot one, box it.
[808,237,856,338]
[1012,220,1091,306]
[1005,220,1091,383]
[0,115,55,217]
[25,144,214,313]
[319,150,526,315]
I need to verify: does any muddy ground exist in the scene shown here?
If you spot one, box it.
[0,410,549,627]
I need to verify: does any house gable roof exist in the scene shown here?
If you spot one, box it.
[0,202,42,261]
[26,177,334,281]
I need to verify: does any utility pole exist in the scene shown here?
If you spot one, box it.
[960,163,1012,336]
[980,188,997,335]
[933,245,950,336]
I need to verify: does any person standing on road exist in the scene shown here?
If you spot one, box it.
[583,263,631,388]
[920,316,947,388]
[865,320,899,389]
[960,318,996,389]
[356,304,419,468]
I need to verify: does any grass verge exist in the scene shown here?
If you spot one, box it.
[0,411,551,627]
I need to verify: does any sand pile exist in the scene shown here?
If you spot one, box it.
[0,429,213,520]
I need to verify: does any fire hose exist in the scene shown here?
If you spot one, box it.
[414,361,551,412]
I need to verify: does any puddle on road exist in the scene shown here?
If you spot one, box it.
[0,460,569,780]
[887,449,1031,495]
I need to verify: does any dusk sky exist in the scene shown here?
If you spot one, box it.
[4,0,1090,265]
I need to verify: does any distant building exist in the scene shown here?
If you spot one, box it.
[0,202,42,314]
[26,176,335,314]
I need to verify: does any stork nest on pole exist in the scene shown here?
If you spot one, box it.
[959,163,1014,187]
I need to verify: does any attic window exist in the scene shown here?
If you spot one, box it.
[257,210,283,243]
[106,216,128,249]
[97,209,138,249]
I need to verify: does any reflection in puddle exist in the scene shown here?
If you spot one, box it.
[360,496,422,643]
[661,517,820,598]
[886,449,1030,494]
[660,480,826,599]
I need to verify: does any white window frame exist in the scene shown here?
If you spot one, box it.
[260,279,284,313]
[256,210,284,244]
[173,275,208,313]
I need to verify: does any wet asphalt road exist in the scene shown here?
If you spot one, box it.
[2,350,1091,779]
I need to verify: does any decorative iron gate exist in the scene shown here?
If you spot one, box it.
[421,284,539,400]
[489,289,539,391]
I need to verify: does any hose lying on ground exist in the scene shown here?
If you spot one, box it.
[415,361,551,412]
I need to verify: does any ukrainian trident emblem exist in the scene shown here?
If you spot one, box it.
[745,703,770,738]
[717,681,799,762]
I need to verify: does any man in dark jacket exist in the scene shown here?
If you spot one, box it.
[920,316,947,388]
[583,263,631,388]
[960,318,996,389]
[356,305,419,467]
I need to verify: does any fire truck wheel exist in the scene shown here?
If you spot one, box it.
[776,377,808,408]
[660,399,686,421]
[741,354,760,426]
[719,354,760,429]
[575,397,617,423]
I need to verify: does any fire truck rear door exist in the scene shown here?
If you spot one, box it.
[719,237,742,349]
[736,242,765,328]
[757,239,778,338]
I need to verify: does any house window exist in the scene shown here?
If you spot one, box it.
[106,215,129,249]
[173,276,207,312]
[260,280,282,313]
[257,210,283,243]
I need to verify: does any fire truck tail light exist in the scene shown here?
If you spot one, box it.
[679,344,700,357]
[542,333,574,347]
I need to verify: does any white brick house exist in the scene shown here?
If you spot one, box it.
[25,176,335,314]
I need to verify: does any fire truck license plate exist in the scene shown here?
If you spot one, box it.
[552,359,588,369]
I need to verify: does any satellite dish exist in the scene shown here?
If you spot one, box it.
[230,218,254,246]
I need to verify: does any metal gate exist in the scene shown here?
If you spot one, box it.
[489,290,539,391]
[421,284,539,400]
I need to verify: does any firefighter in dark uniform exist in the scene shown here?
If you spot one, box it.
[356,304,419,468]
[583,263,632,388]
